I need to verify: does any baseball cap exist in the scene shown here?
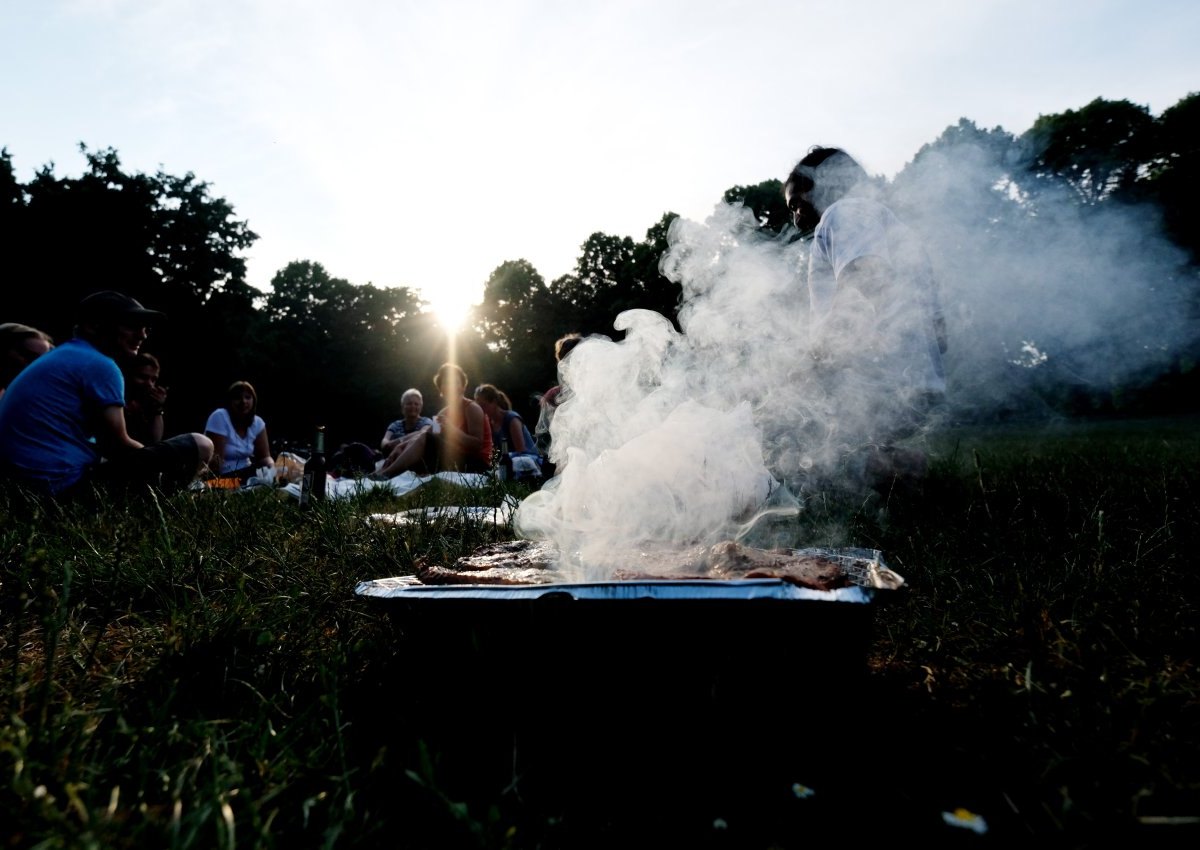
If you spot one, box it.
[75,291,166,325]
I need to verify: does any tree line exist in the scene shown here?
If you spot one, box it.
[3,94,1197,451]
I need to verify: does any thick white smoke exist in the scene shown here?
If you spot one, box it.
[891,141,1195,415]
[515,141,1196,570]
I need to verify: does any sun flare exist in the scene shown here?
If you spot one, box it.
[426,290,475,334]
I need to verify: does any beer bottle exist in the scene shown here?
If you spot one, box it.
[300,425,327,505]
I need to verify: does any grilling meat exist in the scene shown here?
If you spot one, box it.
[417,564,562,585]
[416,539,849,591]
[415,540,564,585]
[612,541,848,591]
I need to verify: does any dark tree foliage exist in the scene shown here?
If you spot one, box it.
[549,213,682,338]
[259,261,439,446]
[1021,98,1160,205]
[468,259,569,417]
[2,145,259,433]
[891,119,1029,242]
[723,179,789,233]
[1149,92,1200,262]
[469,215,683,416]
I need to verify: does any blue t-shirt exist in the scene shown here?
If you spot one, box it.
[0,338,125,493]
[494,410,539,457]
[386,416,434,440]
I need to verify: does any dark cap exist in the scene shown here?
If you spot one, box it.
[75,291,165,325]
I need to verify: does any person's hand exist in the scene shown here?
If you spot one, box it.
[148,384,168,413]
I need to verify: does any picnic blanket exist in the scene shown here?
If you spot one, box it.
[280,470,492,501]
[367,494,520,526]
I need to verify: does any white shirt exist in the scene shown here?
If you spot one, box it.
[808,197,946,394]
[204,407,266,474]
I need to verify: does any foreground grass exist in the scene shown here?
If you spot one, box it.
[1,418,1198,848]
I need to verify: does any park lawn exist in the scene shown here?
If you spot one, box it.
[1,416,1198,848]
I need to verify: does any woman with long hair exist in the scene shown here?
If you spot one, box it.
[474,383,537,456]
[204,380,273,476]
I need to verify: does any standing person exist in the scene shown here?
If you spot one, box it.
[123,352,167,446]
[783,147,947,488]
[0,291,212,495]
[0,323,54,402]
[371,388,435,479]
[204,381,273,476]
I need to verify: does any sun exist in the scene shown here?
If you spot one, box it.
[426,289,475,334]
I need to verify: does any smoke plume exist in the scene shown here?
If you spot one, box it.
[515,141,1196,570]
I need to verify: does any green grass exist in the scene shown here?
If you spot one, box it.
[1,418,1198,848]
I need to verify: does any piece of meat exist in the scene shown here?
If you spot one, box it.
[414,540,564,585]
[416,563,563,586]
[417,539,850,591]
[707,541,848,590]
[611,543,846,591]
[444,540,560,572]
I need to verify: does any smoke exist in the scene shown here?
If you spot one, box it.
[891,142,1195,416]
[515,141,1196,569]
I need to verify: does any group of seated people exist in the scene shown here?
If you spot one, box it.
[369,364,545,481]
[0,291,565,498]
[0,293,216,496]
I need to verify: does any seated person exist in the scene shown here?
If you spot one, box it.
[204,381,273,477]
[372,388,435,478]
[474,383,539,456]
[0,291,212,495]
[123,352,167,446]
[371,364,492,477]
[1,323,54,402]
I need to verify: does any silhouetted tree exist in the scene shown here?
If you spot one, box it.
[1150,92,1200,262]
[549,214,682,338]
[469,259,566,407]
[257,261,438,445]
[2,145,259,433]
[1021,98,1159,205]
[723,180,789,233]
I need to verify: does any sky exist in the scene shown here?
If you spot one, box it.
[3,0,1198,324]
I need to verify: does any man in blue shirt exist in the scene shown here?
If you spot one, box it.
[0,291,214,495]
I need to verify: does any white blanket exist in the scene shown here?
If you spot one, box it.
[282,470,492,501]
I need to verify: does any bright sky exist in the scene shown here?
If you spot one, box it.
[4,0,1198,322]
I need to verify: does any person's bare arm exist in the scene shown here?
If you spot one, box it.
[147,384,167,442]
[148,411,164,443]
[98,405,143,455]
[253,427,273,468]
[461,402,487,451]
[507,416,528,453]
[380,427,402,453]
[438,403,485,452]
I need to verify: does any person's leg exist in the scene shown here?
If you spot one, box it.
[373,431,428,478]
[104,433,211,492]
